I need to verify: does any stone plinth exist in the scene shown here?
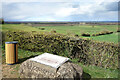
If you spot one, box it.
[19,58,83,79]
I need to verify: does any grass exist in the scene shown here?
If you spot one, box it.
[35,25,118,34]
[1,24,118,43]
[80,64,118,78]
[34,25,119,43]
[1,24,42,32]
[2,45,43,78]
[90,32,119,43]
[1,24,119,43]
[70,58,118,78]
[1,24,119,78]
[2,45,43,64]
[2,46,119,78]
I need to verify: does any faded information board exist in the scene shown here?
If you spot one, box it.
[30,53,69,68]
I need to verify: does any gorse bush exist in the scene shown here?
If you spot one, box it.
[39,28,45,30]
[92,30,113,36]
[117,28,120,32]
[2,31,118,69]
[51,30,57,33]
[74,34,79,37]
[81,33,90,37]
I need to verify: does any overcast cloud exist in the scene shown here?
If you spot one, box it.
[1,0,119,21]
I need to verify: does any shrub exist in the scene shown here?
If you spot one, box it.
[92,34,96,36]
[92,30,113,36]
[74,34,79,37]
[81,33,90,37]
[2,31,118,69]
[51,30,57,33]
[117,29,120,32]
[32,31,36,33]
[0,18,4,24]
[39,28,45,30]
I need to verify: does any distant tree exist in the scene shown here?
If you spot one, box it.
[1,18,4,24]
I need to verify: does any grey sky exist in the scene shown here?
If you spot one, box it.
[1,0,119,21]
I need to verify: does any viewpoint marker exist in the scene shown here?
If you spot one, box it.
[30,53,69,68]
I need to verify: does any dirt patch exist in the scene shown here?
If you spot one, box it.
[2,64,20,78]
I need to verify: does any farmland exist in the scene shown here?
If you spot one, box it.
[34,24,119,43]
[1,23,119,78]
[1,24,119,43]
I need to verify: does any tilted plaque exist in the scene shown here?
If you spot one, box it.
[30,53,69,68]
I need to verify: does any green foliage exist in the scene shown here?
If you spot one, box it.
[39,28,45,30]
[91,33,119,43]
[51,29,57,33]
[2,47,118,78]
[81,33,90,37]
[117,28,120,32]
[1,18,4,24]
[1,24,42,32]
[92,30,113,36]
[1,24,118,43]
[77,62,118,78]
[2,31,118,69]
[74,34,79,37]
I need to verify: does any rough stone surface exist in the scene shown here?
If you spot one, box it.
[19,59,83,80]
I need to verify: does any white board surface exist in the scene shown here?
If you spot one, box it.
[30,53,69,68]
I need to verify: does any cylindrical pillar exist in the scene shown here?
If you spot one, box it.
[5,41,18,65]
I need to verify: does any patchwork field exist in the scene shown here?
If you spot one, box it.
[34,25,119,43]
[1,24,119,43]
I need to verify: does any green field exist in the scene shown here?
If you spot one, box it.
[34,25,119,43]
[1,24,41,32]
[1,24,119,43]
[1,24,119,78]
[35,25,118,35]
